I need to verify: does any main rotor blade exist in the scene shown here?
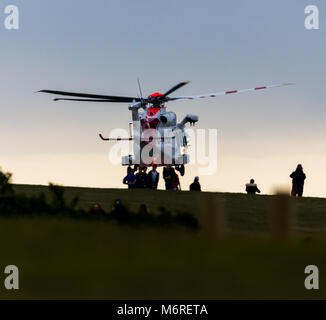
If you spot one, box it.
[162,81,190,98]
[39,90,139,103]
[53,98,132,102]
[166,83,294,101]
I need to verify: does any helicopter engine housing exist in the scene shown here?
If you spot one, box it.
[159,111,177,127]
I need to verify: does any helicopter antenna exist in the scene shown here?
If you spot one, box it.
[137,78,147,110]
[137,78,143,99]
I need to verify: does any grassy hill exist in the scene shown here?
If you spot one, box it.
[0,184,325,299]
[12,184,326,235]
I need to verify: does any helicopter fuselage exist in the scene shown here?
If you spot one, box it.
[121,104,197,168]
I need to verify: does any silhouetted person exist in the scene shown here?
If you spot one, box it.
[189,176,201,191]
[147,164,160,189]
[246,179,261,195]
[290,164,306,197]
[135,167,148,188]
[163,164,175,190]
[127,165,133,175]
[123,169,136,189]
[172,172,181,190]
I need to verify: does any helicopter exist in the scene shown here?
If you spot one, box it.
[39,81,293,176]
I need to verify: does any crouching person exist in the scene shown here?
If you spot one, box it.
[189,176,201,191]
[245,179,261,195]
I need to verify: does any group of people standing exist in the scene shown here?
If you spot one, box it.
[123,164,202,191]
[123,165,160,190]
[124,163,306,196]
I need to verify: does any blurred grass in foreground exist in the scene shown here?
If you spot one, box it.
[0,184,324,299]
[0,218,325,299]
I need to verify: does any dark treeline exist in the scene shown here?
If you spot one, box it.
[0,169,198,230]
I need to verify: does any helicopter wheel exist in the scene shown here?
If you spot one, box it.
[175,164,185,176]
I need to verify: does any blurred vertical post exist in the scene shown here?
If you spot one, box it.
[270,192,295,239]
[199,193,226,238]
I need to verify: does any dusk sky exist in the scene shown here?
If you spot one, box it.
[0,0,325,197]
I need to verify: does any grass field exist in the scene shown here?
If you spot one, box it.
[0,184,325,299]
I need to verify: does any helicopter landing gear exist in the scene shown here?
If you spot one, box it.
[175,164,185,176]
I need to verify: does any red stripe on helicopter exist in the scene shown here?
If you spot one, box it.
[255,86,267,90]
[226,90,238,94]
